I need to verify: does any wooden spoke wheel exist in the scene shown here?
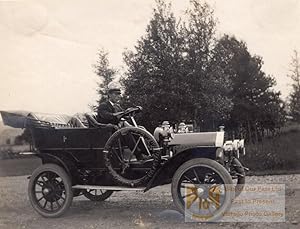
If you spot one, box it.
[83,189,113,201]
[171,158,234,222]
[28,164,73,218]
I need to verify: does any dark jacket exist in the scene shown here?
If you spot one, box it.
[97,101,123,124]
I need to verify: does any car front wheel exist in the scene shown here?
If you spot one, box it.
[171,158,234,222]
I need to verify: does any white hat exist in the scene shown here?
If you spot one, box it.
[107,82,121,93]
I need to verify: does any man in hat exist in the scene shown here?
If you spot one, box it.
[97,82,123,125]
[97,82,149,160]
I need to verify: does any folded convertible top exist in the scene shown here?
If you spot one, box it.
[0,111,86,128]
[1,110,30,128]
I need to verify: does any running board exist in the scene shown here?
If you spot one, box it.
[72,185,145,191]
[19,152,36,155]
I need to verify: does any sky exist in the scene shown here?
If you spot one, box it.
[0,0,299,116]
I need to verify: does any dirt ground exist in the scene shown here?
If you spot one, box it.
[0,159,299,229]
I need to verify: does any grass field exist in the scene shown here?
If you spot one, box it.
[241,124,300,172]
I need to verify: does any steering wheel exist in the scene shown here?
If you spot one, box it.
[113,106,142,120]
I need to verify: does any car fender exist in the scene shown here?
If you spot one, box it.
[145,146,219,191]
[33,152,78,183]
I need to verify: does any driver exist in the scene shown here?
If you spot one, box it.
[97,82,149,161]
[97,82,123,125]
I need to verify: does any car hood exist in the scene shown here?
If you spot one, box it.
[169,132,224,147]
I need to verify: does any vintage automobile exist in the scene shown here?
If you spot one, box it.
[1,107,247,221]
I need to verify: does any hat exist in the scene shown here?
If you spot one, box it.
[178,122,186,127]
[107,82,121,93]
[162,121,170,126]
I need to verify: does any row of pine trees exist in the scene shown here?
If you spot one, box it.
[94,0,300,143]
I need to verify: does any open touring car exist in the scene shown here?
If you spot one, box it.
[1,107,247,221]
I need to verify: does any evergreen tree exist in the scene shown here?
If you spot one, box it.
[183,1,232,129]
[214,35,285,141]
[122,0,230,131]
[95,0,285,139]
[288,50,300,122]
[94,49,117,110]
[122,0,187,130]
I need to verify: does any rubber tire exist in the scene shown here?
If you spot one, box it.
[171,158,234,222]
[83,190,114,201]
[232,158,246,198]
[28,163,73,218]
[104,127,161,187]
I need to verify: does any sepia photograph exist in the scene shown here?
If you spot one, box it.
[0,0,299,228]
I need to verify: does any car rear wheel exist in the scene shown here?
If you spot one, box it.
[28,163,73,218]
[83,189,113,201]
[171,158,234,222]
